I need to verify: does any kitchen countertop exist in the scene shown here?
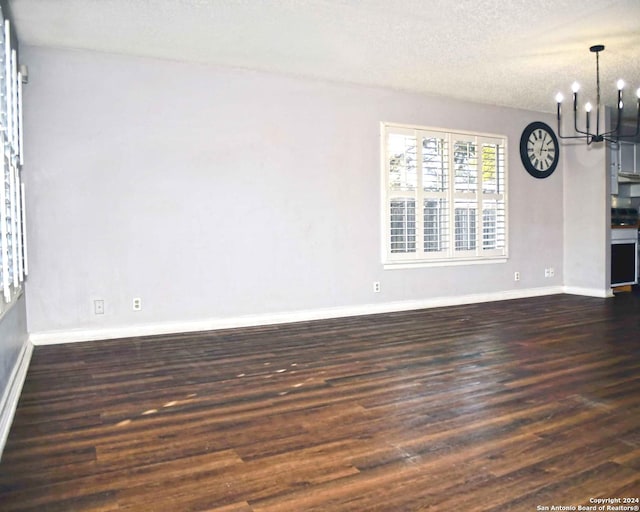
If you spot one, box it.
[611,224,639,229]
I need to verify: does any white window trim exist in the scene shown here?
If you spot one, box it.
[0,15,27,318]
[380,122,508,269]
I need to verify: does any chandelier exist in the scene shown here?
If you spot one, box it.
[555,45,640,145]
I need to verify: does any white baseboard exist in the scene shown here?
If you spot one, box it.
[0,340,33,461]
[563,286,614,298]
[30,286,566,346]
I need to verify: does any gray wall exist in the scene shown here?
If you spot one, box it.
[563,140,610,295]
[22,45,567,336]
[560,106,610,296]
[0,295,28,404]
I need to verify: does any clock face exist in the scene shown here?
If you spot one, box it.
[519,122,560,179]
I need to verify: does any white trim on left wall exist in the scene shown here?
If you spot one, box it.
[0,340,33,461]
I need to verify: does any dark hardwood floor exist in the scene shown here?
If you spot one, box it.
[1,293,640,511]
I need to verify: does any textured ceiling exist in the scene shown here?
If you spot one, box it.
[7,0,640,115]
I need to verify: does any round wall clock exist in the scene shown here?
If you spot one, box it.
[519,121,560,179]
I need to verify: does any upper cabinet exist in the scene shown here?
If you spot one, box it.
[618,141,639,177]
[613,141,640,197]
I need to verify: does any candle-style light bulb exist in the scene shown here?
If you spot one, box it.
[636,87,640,99]
[617,79,625,90]
[571,82,580,93]
[585,102,593,112]
[555,92,564,103]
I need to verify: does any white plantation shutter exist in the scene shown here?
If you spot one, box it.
[422,134,449,256]
[383,123,507,266]
[480,141,506,253]
[387,130,418,258]
[0,13,27,310]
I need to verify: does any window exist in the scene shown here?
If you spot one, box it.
[382,123,506,267]
[0,13,27,315]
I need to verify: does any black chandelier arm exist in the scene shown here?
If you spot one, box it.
[573,116,592,137]
[601,100,640,140]
[557,105,592,140]
[557,100,591,139]
[625,99,640,138]
[556,105,585,140]
[571,94,587,135]
[557,98,640,144]
[613,88,623,133]
[600,89,625,138]
[569,92,596,137]
[557,133,589,140]
[556,122,590,140]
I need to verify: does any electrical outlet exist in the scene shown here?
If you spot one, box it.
[132,297,142,311]
[549,267,555,277]
[514,271,520,282]
[544,268,550,278]
[373,281,381,293]
[94,299,104,315]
